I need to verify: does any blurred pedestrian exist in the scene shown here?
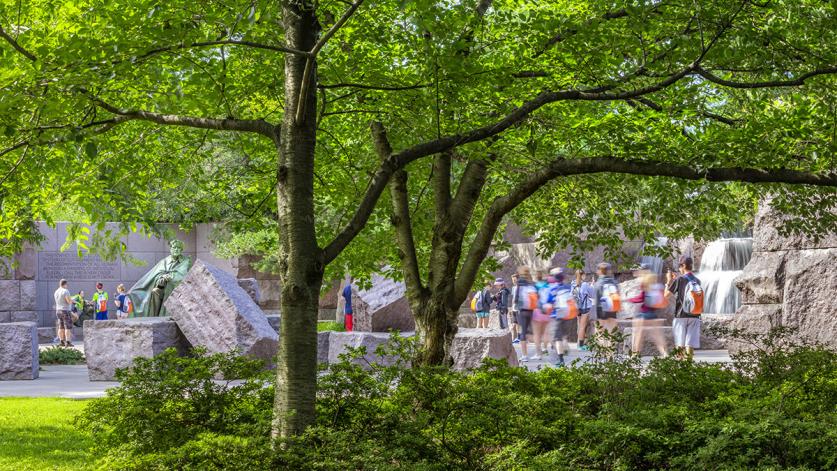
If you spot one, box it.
[515,267,537,361]
[572,269,595,351]
[493,278,510,330]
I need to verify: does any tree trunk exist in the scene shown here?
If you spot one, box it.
[412,293,460,366]
[272,1,322,438]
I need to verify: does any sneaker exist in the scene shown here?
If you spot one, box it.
[519,356,529,362]
[554,359,565,367]
[512,338,520,344]
[579,344,590,352]
[65,342,74,348]
[541,349,549,355]
[59,340,66,347]
[531,355,541,361]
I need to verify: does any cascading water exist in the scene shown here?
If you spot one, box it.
[697,238,753,314]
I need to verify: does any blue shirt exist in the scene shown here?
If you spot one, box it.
[342,284,353,314]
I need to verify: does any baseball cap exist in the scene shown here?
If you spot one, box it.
[548,267,563,276]
[494,278,505,285]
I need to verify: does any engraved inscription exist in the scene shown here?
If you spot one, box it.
[38,252,121,280]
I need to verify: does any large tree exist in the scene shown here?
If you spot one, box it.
[2,0,836,436]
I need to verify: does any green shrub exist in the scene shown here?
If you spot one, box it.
[81,330,837,470]
[39,345,85,365]
[76,348,273,459]
[317,321,345,332]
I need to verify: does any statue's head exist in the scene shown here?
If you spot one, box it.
[169,239,184,257]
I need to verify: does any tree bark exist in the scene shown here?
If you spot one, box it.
[272,1,322,439]
[412,290,460,366]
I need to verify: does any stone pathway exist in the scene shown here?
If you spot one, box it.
[516,343,731,370]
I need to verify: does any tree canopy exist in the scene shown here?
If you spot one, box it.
[2,0,836,434]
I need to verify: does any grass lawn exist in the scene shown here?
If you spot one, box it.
[0,398,93,470]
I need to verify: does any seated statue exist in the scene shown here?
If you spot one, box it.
[128,239,192,317]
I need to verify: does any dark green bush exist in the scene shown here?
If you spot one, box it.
[76,347,273,458]
[39,345,85,365]
[81,330,837,470]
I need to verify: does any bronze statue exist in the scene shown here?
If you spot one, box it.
[128,239,192,317]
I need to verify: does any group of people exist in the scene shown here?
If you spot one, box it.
[472,255,704,365]
[52,279,134,347]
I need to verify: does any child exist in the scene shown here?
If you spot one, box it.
[92,282,109,320]
[114,284,133,319]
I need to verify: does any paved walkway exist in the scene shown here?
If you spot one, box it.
[516,344,731,370]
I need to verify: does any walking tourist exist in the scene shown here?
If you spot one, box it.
[342,281,353,332]
[515,267,536,361]
[531,270,551,359]
[474,280,493,329]
[493,278,510,330]
[594,262,621,349]
[509,273,520,343]
[666,256,704,359]
[572,269,595,351]
[627,272,668,356]
[550,272,577,367]
[114,284,133,319]
[53,279,74,347]
[92,282,109,320]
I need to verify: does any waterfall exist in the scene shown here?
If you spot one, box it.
[697,238,753,314]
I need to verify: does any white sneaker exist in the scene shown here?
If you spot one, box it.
[531,355,541,361]
[519,356,529,362]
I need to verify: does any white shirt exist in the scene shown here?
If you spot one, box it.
[54,287,71,310]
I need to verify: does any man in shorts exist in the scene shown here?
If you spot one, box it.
[53,279,75,347]
[666,255,701,359]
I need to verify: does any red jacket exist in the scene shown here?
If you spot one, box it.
[628,290,652,313]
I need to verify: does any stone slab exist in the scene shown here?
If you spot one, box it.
[752,197,837,252]
[83,318,191,381]
[727,304,783,354]
[351,275,415,333]
[19,280,36,310]
[11,311,38,323]
[735,251,787,304]
[450,328,518,370]
[781,248,837,347]
[0,280,20,311]
[266,314,281,334]
[0,322,39,380]
[166,260,278,363]
[321,331,409,367]
[237,278,261,305]
[0,311,10,323]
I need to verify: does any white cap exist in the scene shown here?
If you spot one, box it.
[549,267,563,276]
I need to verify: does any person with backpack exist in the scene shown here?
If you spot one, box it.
[627,272,668,356]
[530,270,552,359]
[473,280,493,328]
[114,284,134,320]
[550,272,578,367]
[92,282,109,320]
[515,267,537,361]
[594,262,621,348]
[493,278,510,330]
[666,255,704,359]
[572,269,596,351]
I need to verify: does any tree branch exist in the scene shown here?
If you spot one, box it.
[454,156,837,299]
[371,121,424,293]
[321,67,697,264]
[133,39,311,62]
[0,25,37,61]
[86,93,277,136]
[317,82,429,91]
[295,0,365,124]
[694,66,837,88]
[535,8,629,57]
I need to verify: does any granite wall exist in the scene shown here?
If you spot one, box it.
[731,197,837,350]
[0,222,236,328]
